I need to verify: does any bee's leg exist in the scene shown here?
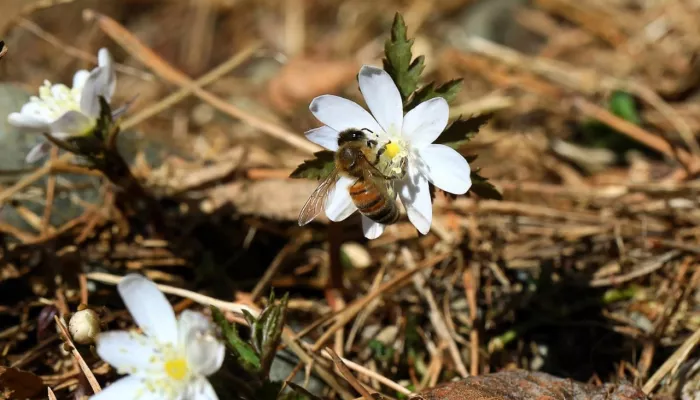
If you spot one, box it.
[367,139,378,148]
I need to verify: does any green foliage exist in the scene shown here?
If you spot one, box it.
[289,151,335,180]
[579,91,647,154]
[211,292,291,400]
[369,339,395,362]
[383,13,424,102]
[405,79,463,111]
[608,91,640,125]
[435,114,492,149]
[469,169,502,200]
[243,292,289,377]
[212,307,262,374]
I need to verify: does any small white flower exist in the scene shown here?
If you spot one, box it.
[8,48,116,163]
[305,65,472,239]
[91,274,224,400]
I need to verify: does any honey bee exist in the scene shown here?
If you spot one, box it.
[298,128,399,226]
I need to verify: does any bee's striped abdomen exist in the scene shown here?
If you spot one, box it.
[349,180,399,225]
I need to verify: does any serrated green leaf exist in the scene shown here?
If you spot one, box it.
[609,91,640,125]
[435,114,492,149]
[260,293,288,376]
[290,151,335,180]
[405,79,463,111]
[468,169,502,200]
[211,307,262,374]
[383,13,424,102]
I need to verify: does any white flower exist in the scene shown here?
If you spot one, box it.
[91,274,224,400]
[8,48,116,163]
[305,65,472,239]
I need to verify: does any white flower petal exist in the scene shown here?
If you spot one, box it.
[309,95,382,135]
[97,48,117,101]
[95,331,160,376]
[186,378,219,400]
[324,176,357,222]
[117,274,178,344]
[361,216,385,239]
[418,144,472,194]
[8,112,50,131]
[90,376,150,400]
[49,111,94,137]
[402,97,449,147]
[25,142,51,164]
[178,311,224,377]
[305,126,340,151]
[398,163,432,234]
[73,70,91,90]
[80,51,115,119]
[358,65,403,135]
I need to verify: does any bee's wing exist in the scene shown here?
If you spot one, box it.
[298,169,340,226]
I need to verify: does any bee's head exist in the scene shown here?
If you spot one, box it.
[337,128,368,146]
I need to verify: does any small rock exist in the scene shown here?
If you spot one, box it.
[68,309,101,345]
[340,242,373,269]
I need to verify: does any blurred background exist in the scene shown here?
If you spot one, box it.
[1,0,700,399]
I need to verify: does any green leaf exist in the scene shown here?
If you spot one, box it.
[260,293,288,376]
[211,307,262,374]
[468,169,502,200]
[608,91,640,125]
[383,13,424,102]
[405,79,463,111]
[290,151,335,180]
[435,114,492,149]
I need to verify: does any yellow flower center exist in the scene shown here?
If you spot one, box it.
[384,142,401,159]
[164,358,189,381]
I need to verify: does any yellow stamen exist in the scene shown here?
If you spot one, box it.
[384,142,401,159]
[164,358,189,381]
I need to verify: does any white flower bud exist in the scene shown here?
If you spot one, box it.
[68,309,101,345]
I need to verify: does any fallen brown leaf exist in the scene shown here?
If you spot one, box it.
[413,371,648,400]
[0,366,45,399]
[268,57,359,114]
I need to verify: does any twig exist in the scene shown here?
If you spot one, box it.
[86,272,255,315]
[589,251,680,287]
[311,252,450,352]
[449,93,514,119]
[405,248,469,378]
[54,316,101,394]
[326,348,375,400]
[312,344,412,396]
[17,18,152,80]
[463,263,480,376]
[121,41,261,130]
[84,10,321,155]
[573,98,694,171]
[40,147,58,235]
[643,327,700,394]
